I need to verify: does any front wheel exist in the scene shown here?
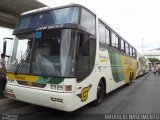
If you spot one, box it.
[92,80,105,106]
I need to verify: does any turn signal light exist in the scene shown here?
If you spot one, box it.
[65,85,72,91]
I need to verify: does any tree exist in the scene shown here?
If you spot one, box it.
[147,58,160,63]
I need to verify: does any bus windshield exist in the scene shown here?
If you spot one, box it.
[16,7,79,30]
[8,29,77,77]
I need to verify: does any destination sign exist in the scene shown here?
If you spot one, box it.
[36,24,63,31]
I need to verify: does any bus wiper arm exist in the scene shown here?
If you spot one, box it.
[37,55,48,76]
[14,50,30,74]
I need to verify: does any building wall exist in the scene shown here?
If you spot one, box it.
[0,27,13,54]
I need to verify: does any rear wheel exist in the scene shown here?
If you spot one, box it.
[127,73,133,86]
[92,80,105,106]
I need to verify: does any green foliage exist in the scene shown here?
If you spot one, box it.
[148,58,160,63]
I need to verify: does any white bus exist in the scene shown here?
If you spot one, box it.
[5,4,137,111]
[136,52,149,77]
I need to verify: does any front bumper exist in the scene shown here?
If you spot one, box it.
[5,84,75,112]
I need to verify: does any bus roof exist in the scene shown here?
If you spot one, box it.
[21,4,85,16]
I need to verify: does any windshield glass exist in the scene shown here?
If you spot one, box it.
[8,29,77,77]
[16,7,79,30]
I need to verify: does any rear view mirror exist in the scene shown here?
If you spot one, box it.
[3,41,6,55]
[3,37,13,57]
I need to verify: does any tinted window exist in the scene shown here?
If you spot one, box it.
[125,43,129,55]
[81,8,96,36]
[76,33,96,81]
[121,39,125,52]
[106,28,110,45]
[78,34,89,56]
[128,45,130,55]
[17,7,79,29]
[133,48,136,58]
[112,33,118,48]
[99,22,105,43]
[115,36,119,48]
[130,47,133,56]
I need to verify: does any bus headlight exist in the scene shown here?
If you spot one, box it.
[51,84,63,91]
[7,79,13,83]
[57,85,63,90]
[7,79,16,84]
[51,84,56,90]
[50,84,72,91]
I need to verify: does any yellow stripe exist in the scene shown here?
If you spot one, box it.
[7,73,39,82]
[100,59,107,62]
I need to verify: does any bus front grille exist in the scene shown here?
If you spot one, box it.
[31,83,46,88]
[17,81,46,88]
[17,80,28,86]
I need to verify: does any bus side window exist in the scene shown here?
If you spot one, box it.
[79,34,84,56]
[111,33,118,49]
[121,39,125,52]
[79,33,89,56]
[130,47,133,57]
[125,42,129,55]
[76,33,96,81]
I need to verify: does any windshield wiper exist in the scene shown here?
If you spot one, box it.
[37,55,47,77]
[14,49,30,74]
[37,55,61,77]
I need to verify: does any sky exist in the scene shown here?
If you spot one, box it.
[38,0,160,52]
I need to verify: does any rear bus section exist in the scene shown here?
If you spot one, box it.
[98,19,137,89]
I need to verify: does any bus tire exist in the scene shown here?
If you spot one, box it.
[132,72,134,80]
[127,74,132,86]
[91,80,105,106]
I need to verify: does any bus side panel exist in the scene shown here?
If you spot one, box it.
[100,50,137,93]
[74,49,137,110]
[74,66,101,110]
